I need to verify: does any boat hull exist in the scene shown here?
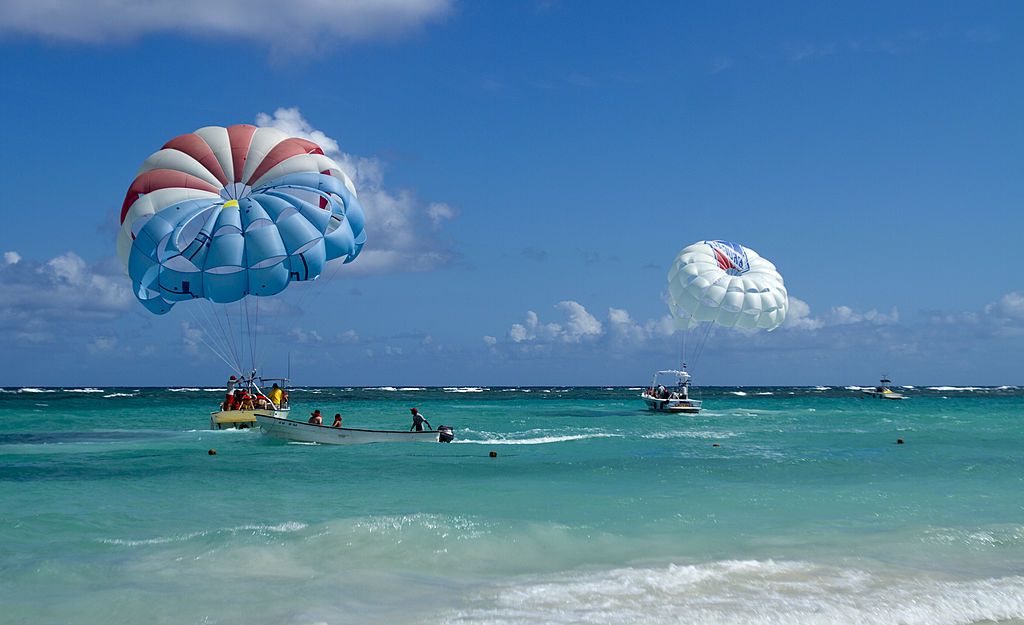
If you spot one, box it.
[862,391,906,400]
[255,414,448,444]
[210,408,290,430]
[641,393,703,414]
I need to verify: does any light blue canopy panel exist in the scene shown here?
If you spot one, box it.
[127,172,366,314]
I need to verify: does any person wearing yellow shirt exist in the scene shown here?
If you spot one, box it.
[268,383,284,407]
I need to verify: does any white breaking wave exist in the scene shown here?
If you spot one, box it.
[103,393,137,398]
[845,386,868,390]
[98,522,307,547]
[642,430,738,440]
[814,386,830,391]
[18,388,47,393]
[927,386,985,391]
[730,391,748,396]
[373,386,398,391]
[445,387,486,393]
[455,433,622,445]
[399,387,426,391]
[627,387,642,390]
[755,392,773,396]
[440,559,1024,625]
[63,388,104,393]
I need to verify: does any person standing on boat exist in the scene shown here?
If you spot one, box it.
[410,408,431,432]
[224,375,238,410]
[268,383,283,408]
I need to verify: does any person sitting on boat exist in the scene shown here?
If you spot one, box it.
[309,409,323,425]
[239,391,255,411]
[332,413,343,428]
[281,390,289,409]
[268,383,283,408]
[410,407,431,432]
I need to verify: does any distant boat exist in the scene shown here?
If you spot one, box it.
[863,376,907,400]
[641,369,703,414]
[255,413,455,445]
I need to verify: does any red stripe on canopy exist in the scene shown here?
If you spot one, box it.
[245,137,325,187]
[227,124,257,183]
[162,133,230,186]
[119,169,220,223]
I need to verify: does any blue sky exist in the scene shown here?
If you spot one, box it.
[0,1,1021,386]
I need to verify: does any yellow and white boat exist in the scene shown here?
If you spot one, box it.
[862,377,907,400]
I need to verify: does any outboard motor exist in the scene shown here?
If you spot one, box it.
[437,425,454,443]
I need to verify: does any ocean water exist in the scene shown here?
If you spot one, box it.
[1,385,1023,625]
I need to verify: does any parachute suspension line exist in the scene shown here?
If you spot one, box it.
[221,301,243,374]
[189,303,234,372]
[243,295,256,375]
[690,321,716,370]
[254,295,262,376]
[196,300,238,373]
[184,305,240,374]
[206,301,242,374]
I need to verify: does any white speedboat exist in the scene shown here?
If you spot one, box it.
[255,413,455,445]
[641,369,703,414]
[862,377,907,400]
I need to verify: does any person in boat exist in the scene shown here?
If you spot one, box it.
[281,390,290,409]
[268,383,283,408]
[332,413,343,428]
[309,409,323,425]
[657,384,667,399]
[224,375,238,410]
[239,391,254,410]
[410,407,431,432]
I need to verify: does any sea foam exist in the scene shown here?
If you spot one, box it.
[441,560,1024,625]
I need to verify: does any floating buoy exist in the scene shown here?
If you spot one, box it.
[896,439,905,445]
[489,450,498,458]
[208,449,217,455]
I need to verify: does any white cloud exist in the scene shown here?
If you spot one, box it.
[828,305,899,326]
[557,301,603,341]
[508,301,604,345]
[256,107,458,274]
[0,0,452,53]
[783,297,825,331]
[482,335,497,346]
[781,296,898,331]
[985,292,1024,321]
[3,251,20,265]
[426,202,457,226]
[87,336,118,354]
[0,252,132,335]
[287,328,324,344]
[983,291,1024,337]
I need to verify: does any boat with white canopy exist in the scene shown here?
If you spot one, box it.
[641,369,703,414]
[863,376,907,400]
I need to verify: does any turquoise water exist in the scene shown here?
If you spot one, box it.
[2,385,1023,624]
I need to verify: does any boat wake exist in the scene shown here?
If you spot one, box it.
[455,433,622,445]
